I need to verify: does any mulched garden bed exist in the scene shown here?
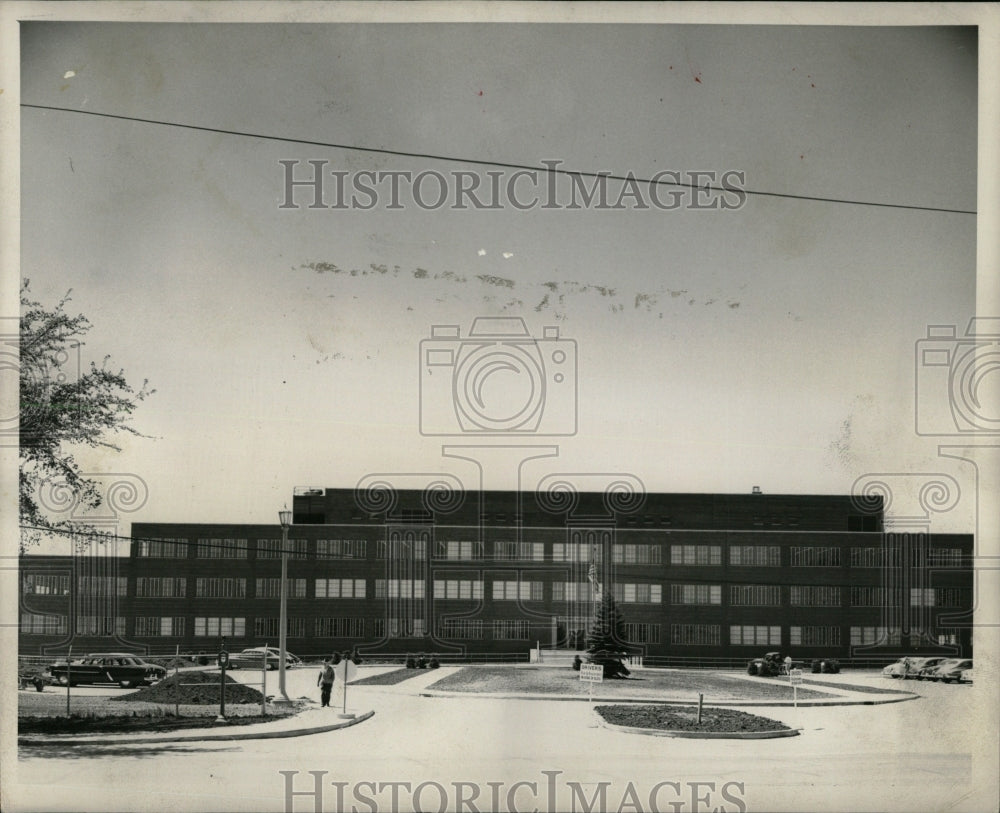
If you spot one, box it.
[596,705,790,733]
[19,713,279,735]
[110,671,264,705]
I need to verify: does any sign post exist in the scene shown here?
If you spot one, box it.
[789,668,803,708]
[217,649,230,722]
[334,658,359,718]
[579,662,604,704]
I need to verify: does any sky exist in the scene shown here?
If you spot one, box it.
[11,16,987,538]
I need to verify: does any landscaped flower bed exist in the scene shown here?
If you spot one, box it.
[350,668,434,686]
[426,666,836,701]
[596,705,791,734]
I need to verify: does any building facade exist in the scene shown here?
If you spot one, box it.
[19,488,974,663]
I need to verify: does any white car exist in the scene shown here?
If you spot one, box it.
[882,656,948,679]
[228,647,301,670]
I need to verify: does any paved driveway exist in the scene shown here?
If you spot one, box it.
[11,668,997,813]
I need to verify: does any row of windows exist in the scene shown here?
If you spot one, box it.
[20,612,961,648]
[134,537,966,565]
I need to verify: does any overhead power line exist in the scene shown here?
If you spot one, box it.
[21,102,976,215]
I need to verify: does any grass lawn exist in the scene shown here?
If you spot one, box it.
[351,668,443,686]
[425,666,840,701]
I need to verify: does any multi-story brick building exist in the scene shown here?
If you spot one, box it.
[19,488,974,663]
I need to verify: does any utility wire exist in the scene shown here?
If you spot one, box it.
[22,102,976,216]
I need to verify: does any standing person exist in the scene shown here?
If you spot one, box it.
[317,657,335,707]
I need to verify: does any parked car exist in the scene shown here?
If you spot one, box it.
[810,658,840,674]
[882,656,948,679]
[18,663,53,692]
[746,652,803,676]
[48,653,167,688]
[228,647,301,670]
[924,658,973,683]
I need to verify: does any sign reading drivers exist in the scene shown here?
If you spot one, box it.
[579,663,604,683]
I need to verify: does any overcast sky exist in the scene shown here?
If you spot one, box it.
[15,19,984,535]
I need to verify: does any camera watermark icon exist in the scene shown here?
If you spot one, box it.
[915,317,1000,436]
[419,317,577,437]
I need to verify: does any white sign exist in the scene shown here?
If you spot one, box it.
[334,660,358,684]
[579,663,604,683]
[789,668,804,685]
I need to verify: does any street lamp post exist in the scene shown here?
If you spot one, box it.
[277,507,293,704]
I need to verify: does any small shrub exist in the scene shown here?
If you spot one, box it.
[572,655,582,672]
[405,655,416,669]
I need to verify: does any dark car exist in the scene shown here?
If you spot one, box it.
[48,653,167,688]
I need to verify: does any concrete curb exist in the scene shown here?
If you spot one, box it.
[418,690,918,707]
[18,709,375,747]
[597,714,802,739]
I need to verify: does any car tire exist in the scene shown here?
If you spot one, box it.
[34,679,45,692]
[57,674,69,686]
[119,680,136,689]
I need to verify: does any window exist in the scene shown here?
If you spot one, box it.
[436,618,483,639]
[315,578,366,599]
[935,588,969,608]
[315,617,365,637]
[790,547,841,567]
[730,625,781,646]
[77,576,128,596]
[849,547,901,568]
[789,586,841,607]
[254,617,306,637]
[194,617,246,637]
[492,580,543,601]
[910,587,935,607]
[551,582,595,602]
[552,544,603,563]
[137,538,187,558]
[670,584,721,605]
[135,577,187,598]
[378,538,428,560]
[256,538,308,559]
[255,578,307,599]
[850,587,901,607]
[624,623,660,644]
[374,579,426,599]
[373,617,424,638]
[670,545,722,566]
[22,574,70,595]
[850,626,900,646]
[316,539,367,559]
[729,546,780,567]
[493,620,530,639]
[670,624,720,645]
[494,541,544,561]
[20,613,67,634]
[789,626,840,646]
[612,583,662,604]
[195,578,247,598]
[433,579,484,600]
[612,544,662,565]
[928,548,963,567]
[75,616,126,636]
[729,585,782,606]
[197,538,248,559]
[435,540,484,560]
[135,617,185,637]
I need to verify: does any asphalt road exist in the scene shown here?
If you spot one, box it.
[10,668,997,813]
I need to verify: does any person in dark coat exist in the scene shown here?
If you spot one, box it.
[317,657,335,707]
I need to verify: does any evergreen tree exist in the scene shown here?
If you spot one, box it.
[585,591,631,678]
